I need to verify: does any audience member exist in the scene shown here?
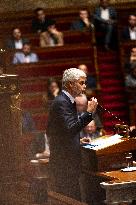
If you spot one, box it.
[13,43,38,64]
[71,9,94,31]
[130,47,136,63]
[6,28,29,49]
[125,63,136,87]
[43,78,60,109]
[80,120,101,144]
[93,0,117,50]
[78,64,96,89]
[40,19,64,47]
[75,94,103,129]
[125,47,136,72]
[32,8,53,33]
[122,15,136,41]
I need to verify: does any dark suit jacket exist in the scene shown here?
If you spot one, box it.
[47,91,93,174]
[32,18,52,33]
[93,6,117,24]
[121,27,131,40]
[87,75,96,89]
[71,19,92,31]
[6,38,29,49]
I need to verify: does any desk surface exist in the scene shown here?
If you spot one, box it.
[100,169,136,183]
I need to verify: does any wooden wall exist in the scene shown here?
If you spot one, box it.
[0,0,136,12]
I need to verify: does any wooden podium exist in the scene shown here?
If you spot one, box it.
[0,74,31,204]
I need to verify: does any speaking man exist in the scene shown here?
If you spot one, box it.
[47,68,98,200]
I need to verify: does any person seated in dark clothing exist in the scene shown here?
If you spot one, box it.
[32,7,53,33]
[71,9,94,31]
[43,78,61,110]
[122,14,136,41]
[125,63,136,88]
[80,120,101,143]
[93,0,117,50]
[125,47,136,73]
[78,64,96,89]
[75,94,103,130]
[6,28,29,49]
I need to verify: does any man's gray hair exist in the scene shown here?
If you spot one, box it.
[62,68,86,87]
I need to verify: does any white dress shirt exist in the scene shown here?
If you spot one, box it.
[100,8,110,20]
[129,27,136,40]
[15,40,23,49]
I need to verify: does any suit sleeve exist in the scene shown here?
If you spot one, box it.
[32,19,38,33]
[53,100,93,136]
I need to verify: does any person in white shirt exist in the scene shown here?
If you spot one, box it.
[6,28,29,49]
[122,15,136,41]
[93,0,117,50]
[13,43,39,64]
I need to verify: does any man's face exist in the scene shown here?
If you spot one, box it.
[23,44,31,55]
[48,24,56,33]
[131,48,136,57]
[84,121,97,134]
[37,10,45,21]
[75,97,88,113]
[78,65,88,75]
[70,77,86,98]
[13,29,21,40]
[79,10,89,20]
[49,82,59,94]
[129,15,136,27]
[100,0,109,8]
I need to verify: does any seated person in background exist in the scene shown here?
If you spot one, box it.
[71,9,94,31]
[80,120,101,144]
[40,20,64,47]
[6,28,29,49]
[32,8,53,33]
[125,63,136,87]
[93,0,117,50]
[130,47,136,62]
[122,14,136,41]
[75,94,103,130]
[13,43,38,64]
[78,64,96,89]
[43,78,60,109]
[22,111,50,159]
[125,47,136,72]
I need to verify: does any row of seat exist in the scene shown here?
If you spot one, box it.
[0,31,92,49]
[2,43,95,66]
[0,3,135,35]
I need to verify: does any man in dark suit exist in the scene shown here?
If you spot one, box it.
[6,28,29,49]
[93,0,117,50]
[78,64,96,89]
[121,14,136,41]
[32,8,53,33]
[47,68,98,201]
[71,9,94,31]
